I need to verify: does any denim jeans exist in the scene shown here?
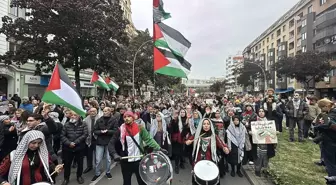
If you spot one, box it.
[95,145,111,176]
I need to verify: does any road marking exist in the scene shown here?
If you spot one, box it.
[89,162,118,185]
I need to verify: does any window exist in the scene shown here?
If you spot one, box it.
[302,46,307,53]
[263,40,265,46]
[283,25,286,31]
[308,5,313,13]
[271,34,274,39]
[10,7,19,16]
[283,35,286,41]
[267,37,269,43]
[302,19,307,27]
[277,29,281,37]
[320,0,327,5]
[271,43,274,48]
[302,32,307,40]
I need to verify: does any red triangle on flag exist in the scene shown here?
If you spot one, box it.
[90,71,99,83]
[46,63,61,91]
[105,77,111,84]
[154,47,170,71]
[153,0,159,7]
[153,23,163,41]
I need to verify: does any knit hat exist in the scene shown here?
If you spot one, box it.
[123,111,134,119]
[0,115,9,123]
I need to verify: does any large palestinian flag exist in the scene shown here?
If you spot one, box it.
[42,63,86,117]
[154,22,191,58]
[153,0,171,23]
[154,47,191,78]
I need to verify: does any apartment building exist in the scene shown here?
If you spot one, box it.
[182,77,226,92]
[120,0,137,37]
[0,0,137,98]
[225,55,244,92]
[242,0,336,96]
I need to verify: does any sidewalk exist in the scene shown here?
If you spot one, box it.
[242,164,274,185]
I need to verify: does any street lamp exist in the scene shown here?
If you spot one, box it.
[245,61,268,92]
[132,39,152,96]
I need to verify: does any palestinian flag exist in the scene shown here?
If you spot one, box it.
[154,47,191,78]
[105,77,119,92]
[153,0,171,23]
[42,63,86,117]
[154,22,191,58]
[90,71,110,91]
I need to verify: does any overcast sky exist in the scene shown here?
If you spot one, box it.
[131,0,299,79]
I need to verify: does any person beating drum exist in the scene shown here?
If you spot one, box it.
[185,118,230,185]
[108,111,168,185]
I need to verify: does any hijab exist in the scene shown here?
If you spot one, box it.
[192,118,217,162]
[9,130,52,185]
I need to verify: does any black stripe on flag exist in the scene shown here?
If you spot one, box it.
[158,48,192,71]
[57,64,81,96]
[158,22,191,49]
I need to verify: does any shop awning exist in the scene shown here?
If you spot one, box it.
[275,87,295,93]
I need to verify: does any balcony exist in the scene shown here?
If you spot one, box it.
[315,8,336,30]
[297,40,302,48]
[313,25,336,43]
[288,34,295,43]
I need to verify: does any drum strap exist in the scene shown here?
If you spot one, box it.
[126,128,145,154]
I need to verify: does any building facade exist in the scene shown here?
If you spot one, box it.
[242,0,336,96]
[0,0,136,99]
[225,55,244,93]
[120,0,137,37]
[182,77,226,92]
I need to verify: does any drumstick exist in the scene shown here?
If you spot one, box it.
[121,155,144,159]
[50,164,64,176]
[191,133,206,141]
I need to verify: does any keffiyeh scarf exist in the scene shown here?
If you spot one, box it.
[192,118,217,162]
[9,130,52,185]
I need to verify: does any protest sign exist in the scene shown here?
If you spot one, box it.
[251,120,278,144]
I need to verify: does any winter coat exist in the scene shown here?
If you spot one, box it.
[61,120,88,151]
[93,116,118,146]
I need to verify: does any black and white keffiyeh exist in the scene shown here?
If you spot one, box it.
[9,130,53,185]
[192,118,218,162]
[226,119,246,163]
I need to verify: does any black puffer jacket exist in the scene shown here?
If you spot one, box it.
[93,116,118,146]
[61,120,88,151]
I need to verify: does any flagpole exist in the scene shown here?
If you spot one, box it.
[132,39,152,97]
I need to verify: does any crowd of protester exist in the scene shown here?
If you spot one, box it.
[0,89,334,185]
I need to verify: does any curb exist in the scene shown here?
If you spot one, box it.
[242,165,274,185]
[242,166,255,185]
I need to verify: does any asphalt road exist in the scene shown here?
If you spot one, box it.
[54,160,251,185]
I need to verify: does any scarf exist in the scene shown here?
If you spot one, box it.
[192,118,217,162]
[226,120,246,163]
[293,99,300,110]
[83,115,99,146]
[120,123,140,151]
[9,130,52,185]
[150,114,168,144]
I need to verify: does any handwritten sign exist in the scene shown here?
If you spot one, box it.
[251,120,278,144]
